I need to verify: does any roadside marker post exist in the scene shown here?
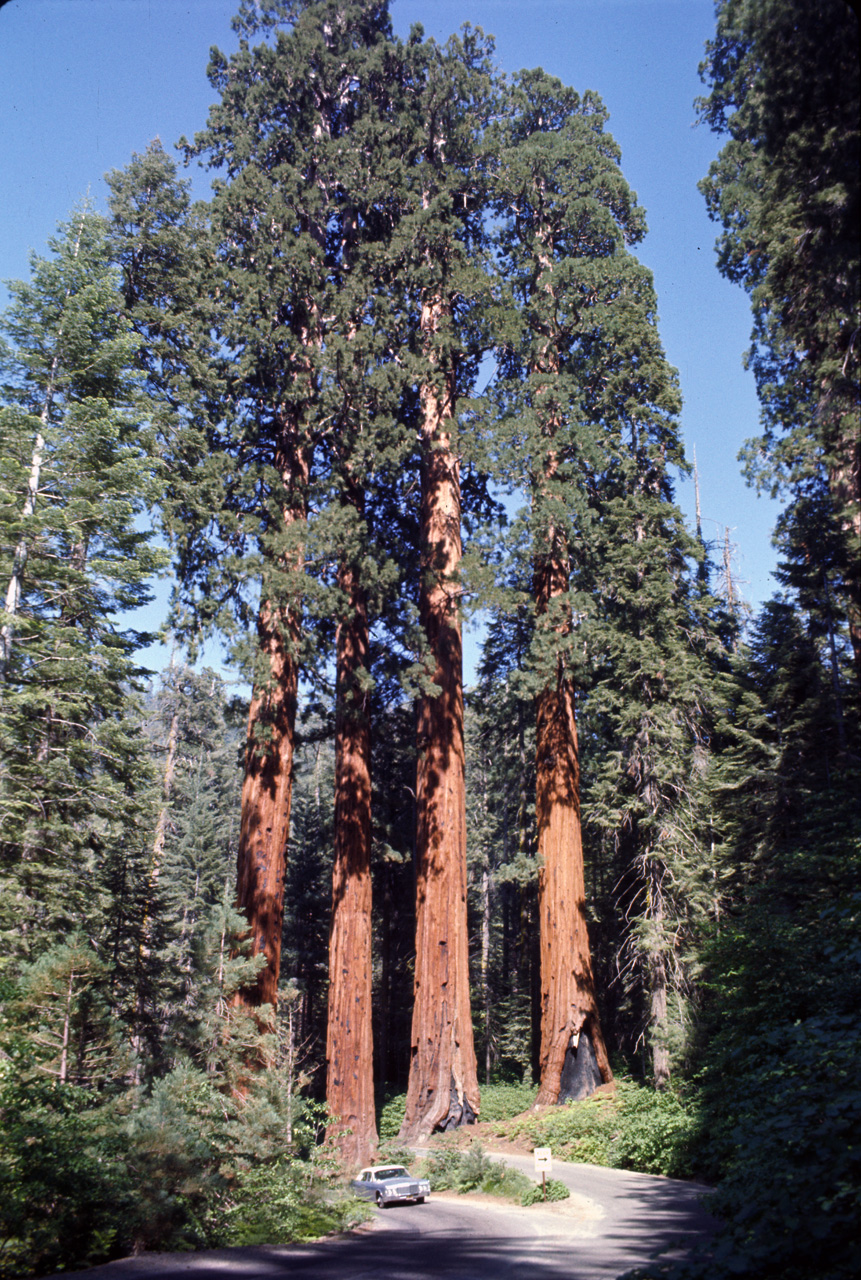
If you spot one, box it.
[534,1147,552,1202]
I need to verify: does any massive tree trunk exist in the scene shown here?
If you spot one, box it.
[326,486,378,1168]
[399,299,480,1141]
[233,436,307,1022]
[533,510,613,1107]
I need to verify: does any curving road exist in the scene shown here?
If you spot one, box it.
[46,1156,717,1280]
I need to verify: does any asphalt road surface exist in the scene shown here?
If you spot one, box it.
[46,1156,717,1280]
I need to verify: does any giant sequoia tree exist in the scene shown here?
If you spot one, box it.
[125,0,410,1031]
[491,72,645,1102]
[396,26,497,1141]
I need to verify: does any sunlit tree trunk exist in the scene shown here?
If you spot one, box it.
[326,482,377,1168]
[400,299,480,1141]
[233,435,307,1023]
[533,475,612,1106]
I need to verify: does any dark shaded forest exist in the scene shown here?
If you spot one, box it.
[0,2,858,1278]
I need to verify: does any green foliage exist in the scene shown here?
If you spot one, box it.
[675,848,861,1280]
[419,1141,528,1200]
[0,1076,131,1279]
[419,1140,568,1207]
[520,1177,570,1206]
[0,206,164,964]
[377,1091,407,1142]
[221,1158,371,1247]
[0,1054,360,1274]
[504,1081,696,1179]
[475,1081,539,1122]
[697,0,860,688]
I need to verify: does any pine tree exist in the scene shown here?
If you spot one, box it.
[697,0,860,689]
[0,208,163,966]
[127,665,244,1075]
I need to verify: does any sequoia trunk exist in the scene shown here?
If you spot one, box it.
[233,438,307,1021]
[533,530,613,1106]
[326,523,377,1167]
[399,299,480,1141]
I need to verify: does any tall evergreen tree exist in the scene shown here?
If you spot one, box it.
[697,0,860,688]
[491,70,650,1102]
[396,25,497,1141]
[0,207,163,964]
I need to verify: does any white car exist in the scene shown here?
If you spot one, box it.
[351,1164,431,1207]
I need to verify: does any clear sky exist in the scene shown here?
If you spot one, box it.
[0,0,783,674]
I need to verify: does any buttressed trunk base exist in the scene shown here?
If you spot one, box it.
[534,659,613,1107]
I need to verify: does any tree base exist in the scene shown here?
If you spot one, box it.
[558,1028,602,1102]
[436,1079,478,1132]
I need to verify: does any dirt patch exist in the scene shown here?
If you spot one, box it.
[418,1086,617,1159]
[420,1116,534,1156]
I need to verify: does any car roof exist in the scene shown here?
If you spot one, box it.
[360,1164,410,1176]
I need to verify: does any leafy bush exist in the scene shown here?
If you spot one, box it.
[375,1141,417,1166]
[505,1080,696,1178]
[0,1054,364,1274]
[520,1177,570,1206]
[0,1076,133,1279]
[377,1091,406,1141]
[478,1081,539,1122]
[654,894,861,1280]
[419,1141,560,1206]
[220,1158,371,1246]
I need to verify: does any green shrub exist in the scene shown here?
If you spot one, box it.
[220,1158,371,1246]
[477,1081,539,1123]
[377,1092,406,1141]
[520,1177,570,1206]
[505,1080,696,1179]
[0,1076,134,1279]
[419,1141,557,1206]
[375,1141,415,1166]
[419,1140,470,1191]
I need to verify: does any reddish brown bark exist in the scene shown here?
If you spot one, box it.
[399,301,480,1141]
[326,526,378,1168]
[233,439,307,1022]
[533,509,612,1107]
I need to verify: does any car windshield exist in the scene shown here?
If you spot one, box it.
[376,1167,409,1180]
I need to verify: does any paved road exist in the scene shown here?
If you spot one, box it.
[46,1156,717,1280]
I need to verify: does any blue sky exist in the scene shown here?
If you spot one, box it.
[0,0,783,675]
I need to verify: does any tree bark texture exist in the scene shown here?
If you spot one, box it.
[326,536,378,1168]
[233,439,307,1019]
[533,533,613,1106]
[400,300,480,1141]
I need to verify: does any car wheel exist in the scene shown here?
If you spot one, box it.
[415,1197,425,1204]
[376,1192,385,1208]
